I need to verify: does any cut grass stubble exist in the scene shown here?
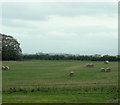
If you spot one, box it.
[2,60,118,103]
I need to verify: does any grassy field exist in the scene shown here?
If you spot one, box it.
[2,60,118,103]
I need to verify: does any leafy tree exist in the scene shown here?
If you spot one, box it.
[1,33,22,60]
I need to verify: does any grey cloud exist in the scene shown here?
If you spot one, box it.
[2,18,34,28]
[2,2,117,21]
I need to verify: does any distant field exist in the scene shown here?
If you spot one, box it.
[2,60,118,103]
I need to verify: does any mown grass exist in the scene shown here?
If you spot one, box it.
[2,60,119,103]
[3,91,118,103]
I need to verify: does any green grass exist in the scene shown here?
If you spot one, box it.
[3,91,118,103]
[2,60,119,103]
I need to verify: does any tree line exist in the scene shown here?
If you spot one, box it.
[0,33,119,61]
[22,53,119,61]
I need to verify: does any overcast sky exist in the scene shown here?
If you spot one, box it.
[1,2,118,55]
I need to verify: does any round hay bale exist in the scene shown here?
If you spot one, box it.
[85,63,90,67]
[90,63,94,67]
[105,68,111,72]
[2,66,6,70]
[69,72,74,76]
[100,68,105,72]
[5,66,10,70]
[104,60,109,64]
[86,63,94,68]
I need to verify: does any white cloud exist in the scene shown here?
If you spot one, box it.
[2,14,117,37]
[12,14,116,32]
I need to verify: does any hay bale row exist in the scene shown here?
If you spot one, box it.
[1,66,10,70]
[68,60,111,77]
[100,68,111,72]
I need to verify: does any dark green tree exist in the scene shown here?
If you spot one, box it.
[1,33,22,60]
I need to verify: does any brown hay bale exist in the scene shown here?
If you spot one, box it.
[89,63,94,67]
[85,63,94,68]
[85,64,89,67]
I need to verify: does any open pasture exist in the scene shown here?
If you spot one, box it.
[2,60,118,103]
